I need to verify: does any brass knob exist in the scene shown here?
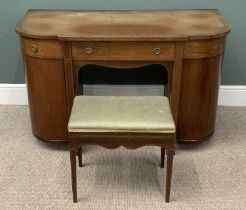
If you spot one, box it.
[154,48,161,55]
[85,47,93,54]
[31,44,39,53]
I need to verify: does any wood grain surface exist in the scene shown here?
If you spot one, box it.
[16,10,231,41]
[16,10,231,143]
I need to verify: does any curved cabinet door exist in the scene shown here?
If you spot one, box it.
[177,55,223,142]
[24,56,68,141]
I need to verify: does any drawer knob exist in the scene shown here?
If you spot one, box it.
[85,47,93,54]
[154,48,161,55]
[31,44,39,53]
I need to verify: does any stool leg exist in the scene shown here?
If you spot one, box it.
[165,149,174,202]
[78,147,83,167]
[161,147,165,168]
[70,149,77,203]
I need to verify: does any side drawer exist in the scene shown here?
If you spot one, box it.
[21,38,64,59]
[184,38,225,59]
[72,42,175,61]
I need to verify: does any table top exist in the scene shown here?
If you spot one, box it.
[16,10,231,41]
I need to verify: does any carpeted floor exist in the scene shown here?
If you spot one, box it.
[0,105,245,210]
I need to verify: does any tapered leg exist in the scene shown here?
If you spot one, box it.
[165,149,174,202]
[161,147,165,168]
[78,147,83,167]
[70,149,77,203]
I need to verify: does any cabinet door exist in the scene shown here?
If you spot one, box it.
[25,56,68,141]
[177,55,222,141]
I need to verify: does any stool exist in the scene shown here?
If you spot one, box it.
[68,96,176,203]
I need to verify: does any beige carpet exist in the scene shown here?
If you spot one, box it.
[0,105,245,210]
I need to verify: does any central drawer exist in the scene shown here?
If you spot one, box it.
[72,42,175,61]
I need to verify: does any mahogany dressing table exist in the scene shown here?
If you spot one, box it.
[15,10,231,143]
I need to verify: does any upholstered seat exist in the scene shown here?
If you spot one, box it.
[68,95,176,203]
[68,96,175,133]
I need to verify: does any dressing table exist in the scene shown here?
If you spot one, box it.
[15,9,231,143]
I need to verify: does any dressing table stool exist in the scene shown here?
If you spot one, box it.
[68,96,176,203]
